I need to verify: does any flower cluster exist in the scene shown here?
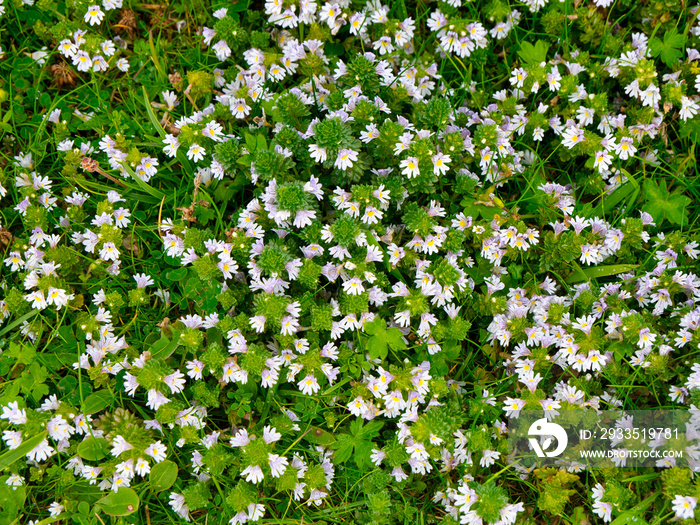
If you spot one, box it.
[2,0,700,523]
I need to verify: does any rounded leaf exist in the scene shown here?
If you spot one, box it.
[77,437,109,461]
[96,487,139,516]
[150,460,178,492]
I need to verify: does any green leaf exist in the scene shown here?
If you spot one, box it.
[120,162,166,201]
[165,267,188,282]
[649,28,686,66]
[331,433,355,464]
[305,427,337,446]
[609,492,657,525]
[0,478,25,525]
[149,334,179,360]
[0,432,47,470]
[230,0,250,11]
[566,264,638,284]
[589,180,636,218]
[142,86,166,138]
[330,419,383,469]
[82,390,112,415]
[150,460,178,492]
[517,40,550,66]
[680,117,700,142]
[96,487,139,516]
[6,342,35,365]
[363,318,407,360]
[642,179,691,225]
[77,437,109,461]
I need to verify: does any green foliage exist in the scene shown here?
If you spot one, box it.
[649,28,686,67]
[331,418,384,469]
[643,179,691,226]
[363,317,407,360]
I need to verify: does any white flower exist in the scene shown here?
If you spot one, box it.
[432,153,450,176]
[503,398,526,418]
[298,374,321,395]
[592,501,612,522]
[230,428,251,447]
[99,242,120,261]
[680,96,699,121]
[6,474,23,488]
[111,436,134,457]
[594,150,612,173]
[231,98,251,118]
[479,449,500,467]
[84,5,105,25]
[116,58,130,72]
[48,502,64,518]
[562,125,585,149]
[263,426,282,443]
[248,503,265,522]
[335,149,358,171]
[614,137,636,160]
[342,277,365,295]
[280,316,299,336]
[169,493,191,522]
[187,144,205,162]
[309,143,328,162]
[399,156,420,178]
[25,290,48,310]
[362,206,382,225]
[135,457,151,477]
[268,453,288,477]
[26,439,54,462]
[164,371,186,394]
[47,415,75,441]
[241,464,264,483]
[213,40,232,61]
[672,495,697,520]
[2,431,22,450]
[144,441,167,462]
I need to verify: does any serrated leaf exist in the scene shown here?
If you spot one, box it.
[643,179,690,225]
[363,317,384,335]
[680,118,700,142]
[331,419,384,469]
[517,40,550,66]
[331,433,355,464]
[649,28,686,66]
[363,318,406,360]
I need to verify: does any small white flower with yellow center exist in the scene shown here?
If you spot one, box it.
[84,5,105,25]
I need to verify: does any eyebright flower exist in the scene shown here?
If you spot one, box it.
[84,5,105,25]
[431,153,450,176]
[334,149,358,171]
